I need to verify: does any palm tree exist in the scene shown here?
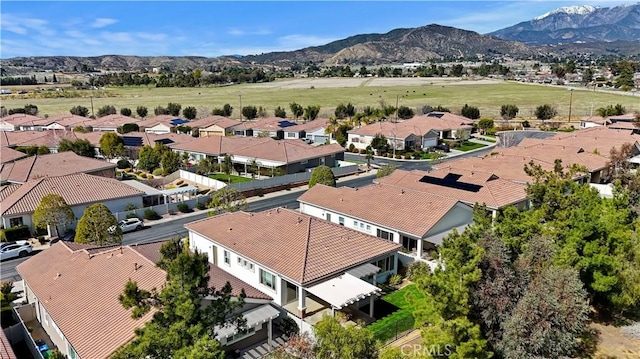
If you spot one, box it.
[325,117,339,138]
[365,146,373,171]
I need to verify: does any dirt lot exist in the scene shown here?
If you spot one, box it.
[592,323,640,359]
[248,77,500,89]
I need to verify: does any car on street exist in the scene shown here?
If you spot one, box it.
[108,218,144,234]
[0,242,33,260]
[435,143,450,152]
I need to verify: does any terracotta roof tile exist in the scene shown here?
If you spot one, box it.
[375,169,527,209]
[0,146,27,164]
[0,184,21,201]
[0,151,116,184]
[187,116,241,129]
[1,113,43,126]
[298,184,461,237]
[231,117,293,131]
[0,329,17,359]
[349,112,472,138]
[91,114,140,128]
[185,209,400,285]
[16,242,165,359]
[1,173,143,216]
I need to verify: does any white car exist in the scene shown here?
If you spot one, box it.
[108,218,144,234]
[0,242,33,260]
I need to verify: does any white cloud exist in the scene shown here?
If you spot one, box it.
[1,14,51,35]
[136,32,168,41]
[91,18,118,28]
[101,31,133,42]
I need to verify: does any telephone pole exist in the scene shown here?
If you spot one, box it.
[239,94,243,121]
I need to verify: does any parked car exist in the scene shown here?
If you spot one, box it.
[0,240,29,250]
[0,242,33,260]
[435,143,450,152]
[108,218,144,234]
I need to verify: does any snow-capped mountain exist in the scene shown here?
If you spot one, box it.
[491,3,640,44]
[533,5,597,20]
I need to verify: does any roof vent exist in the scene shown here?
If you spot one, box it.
[276,208,280,213]
[134,263,138,271]
[340,198,344,202]
[228,227,233,232]
[401,189,405,194]
[55,273,61,279]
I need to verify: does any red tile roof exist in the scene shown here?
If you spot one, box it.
[1,113,43,126]
[348,112,472,138]
[0,146,27,164]
[0,329,17,359]
[188,116,241,129]
[185,208,401,285]
[1,173,143,216]
[0,151,116,184]
[375,169,527,209]
[298,184,461,238]
[172,137,344,164]
[91,114,140,128]
[16,242,165,359]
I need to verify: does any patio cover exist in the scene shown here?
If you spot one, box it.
[306,273,380,309]
[161,185,198,196]
[216,304,280,338]
[628,154,640,164]
[346,263,380,279]
[122,180,163,196]
[424,224,470,245]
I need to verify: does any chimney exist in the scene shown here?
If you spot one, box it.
[134,263,138,271]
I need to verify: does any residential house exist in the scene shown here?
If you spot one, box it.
[90,114,139,132]
[185,208,401,334]
[0,151,116,184]
[374,168,529,217]
[36,114,91,131]
[579,116,608,129]
[138,115,190,134]
[607,113,639,132]
[231,117,298,139]
[297,184,474,267]
[281,118,332,143]
[0,129,103,154]
[171,136,345,175]
[515,127,640,157]
[1,173,143,234]
[347,112,473,151]
[119,131,195,159]
[16,240,277,359]
[0,114,43,131]
[186,116,241,137]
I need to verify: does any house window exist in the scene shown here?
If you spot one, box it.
[326,213,331,222]
[366,224,371,232]
[376,255,395,272]
[359,222,364,229]
[260,269,276,290]
[237,257,254,272]
[9,217,23,227]
[376,229,394,242]
[287,132,296,138]
[339,217,344,226]
[402,235,418,252]
[353,220,358,227]
[224,250,230,265]
[352,138,360,143]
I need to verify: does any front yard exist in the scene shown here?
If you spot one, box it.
[456,141,488,152]
[368,284,426,343]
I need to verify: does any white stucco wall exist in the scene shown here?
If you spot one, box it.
[347,134,372,150]
[425,203,474,238]
[145,124,171,134]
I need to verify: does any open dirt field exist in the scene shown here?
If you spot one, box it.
[2,78,638,119]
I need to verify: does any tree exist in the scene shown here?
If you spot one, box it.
[182,106,197,120]
[136,106,148,118]
[308,165,336,188]
[376,164,397,178]
[24,104,38,115]
[137,145,161,172]
[32,194,74,238]
[120,123,139,134]
[70,105,90,117]
[290,102,304,120]
[365,146,373,170]
[303,105,320,121]
[370,134,388,153]
[1,282,18,310]
[501,267,589,358]
[97,105,117,118]
[52,74,58,83]
[167,102,182,116]
[335,103,355,120]
[583,67,595,84]
[220,154,233,183]
[99,132,125,160]
[313,315,378,359]
[222,103,234,117]
[114,239,245,359]
[154,106,169,115]
[160,150,182,175]
[75,203,122,245]
[57,139,95,158]
[500,104,519,120]
[120,107,132,116]
[450,64,464,77]
[596,104,626,117]
[208,187,248,215]
[396,105,414,120]
[241,105,258,120]
[534,104,557,121]
[477,118,494,133]
[274,106,287,118]
[460,104,480,120]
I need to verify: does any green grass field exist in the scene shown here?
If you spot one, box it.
[2,79,638,120]
[208,173,252,183]
[456,141,488,151]
[368,284,426,343]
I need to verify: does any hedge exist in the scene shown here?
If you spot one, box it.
[1,225,31,242]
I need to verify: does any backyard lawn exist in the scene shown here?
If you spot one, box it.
[208,173,253,183]
[456,141,488,152]
[368,284,426,343]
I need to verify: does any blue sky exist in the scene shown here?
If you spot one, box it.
[1,1,636,58]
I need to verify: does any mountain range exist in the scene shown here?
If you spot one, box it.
[1,4,639,73]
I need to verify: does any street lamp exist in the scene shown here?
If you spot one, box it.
[390,131,396,158]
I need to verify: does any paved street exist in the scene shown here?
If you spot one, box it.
[0,174,376,282]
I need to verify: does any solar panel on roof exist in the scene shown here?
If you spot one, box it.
[123,136,143,147]
[419,173,483,192]
[170,118,189,126]
[155,138,174,145]
[278,121,297,128]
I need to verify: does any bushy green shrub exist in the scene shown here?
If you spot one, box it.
[177,203,192,213]
[348,143,356,153]
[1,225,31,242]
[387,274,402,286]
[195,202,206,210]
[152,168,164,176]
[126,213,139,219]
[404,154,412,159]
[116,159,132,169]
[124,203,137,211]
[395,154,402,159]
[359,149,367,154]
[406,261,430,282]
[143,209,161,220]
